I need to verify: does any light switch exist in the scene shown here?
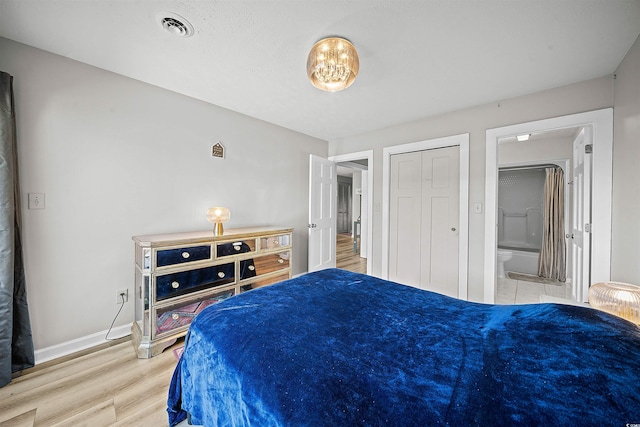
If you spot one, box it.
[28,193,45,210]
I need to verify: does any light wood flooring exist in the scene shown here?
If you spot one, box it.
[1,235,366,426]
[336,233,367,274]
[1,337,182,426]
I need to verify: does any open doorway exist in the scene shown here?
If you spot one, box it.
[336,162,367,274]
[495,128,575,304]
[484,109,613,304]
[329,151,373,275]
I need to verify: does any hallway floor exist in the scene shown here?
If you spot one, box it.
[336,233,367,274]
[496,276,573,304]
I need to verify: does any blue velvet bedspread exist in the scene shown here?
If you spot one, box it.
[167,269,640,426]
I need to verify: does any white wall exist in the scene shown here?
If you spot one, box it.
[329,76,615,301]
[498,136,573,165]
[612,34,640,284]
[0,37,327,352]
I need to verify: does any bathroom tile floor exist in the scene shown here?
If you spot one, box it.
[496,276,573,304]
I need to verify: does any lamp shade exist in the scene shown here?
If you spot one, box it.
[206,207,230,223]
[307,37,359,92]
[589,281,640,324]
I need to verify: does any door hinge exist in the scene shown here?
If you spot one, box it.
[585,223,591,233]
[585,144,593,154]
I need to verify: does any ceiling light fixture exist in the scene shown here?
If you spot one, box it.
[516,134,531,142]
[307,37,359,92]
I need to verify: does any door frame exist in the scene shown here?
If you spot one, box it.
[484,108,613,303]
[382,134,470,300]
[329,150,374,275]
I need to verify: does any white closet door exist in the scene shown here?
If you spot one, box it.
[420,147,460,297]
[389,147,460,297]
[389,151,422,285]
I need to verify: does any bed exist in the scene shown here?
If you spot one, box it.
[167,268,640,426]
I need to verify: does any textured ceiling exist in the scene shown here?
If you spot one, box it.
[0,0,639,141]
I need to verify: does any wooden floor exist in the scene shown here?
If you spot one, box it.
[1,337,182,426]
[0,235,367,426]
[336,233,367,274]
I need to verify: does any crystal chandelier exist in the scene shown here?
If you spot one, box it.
[307,37,359,92]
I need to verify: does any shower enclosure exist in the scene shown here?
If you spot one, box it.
[497,166,549,276]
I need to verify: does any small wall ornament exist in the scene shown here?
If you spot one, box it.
[212,142,225,158]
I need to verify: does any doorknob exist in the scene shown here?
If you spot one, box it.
[451,227,456,232]
[308,224,317,228]
[566,233,574,239]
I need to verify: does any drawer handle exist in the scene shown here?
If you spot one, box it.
[248,265,255,271]
[218,272,225,278]
[278,259,284,264]
[171,281,180,289]
[181,251,190,259]
[172,313,179,320]
[272,240,279,246]
[233,245,241,251]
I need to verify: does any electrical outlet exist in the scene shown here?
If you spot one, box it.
[116,289,129,304]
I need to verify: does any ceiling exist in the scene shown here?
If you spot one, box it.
[0,1,639,142]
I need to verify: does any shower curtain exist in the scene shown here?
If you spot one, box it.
[0,71,34,387]
[537,167,566,281]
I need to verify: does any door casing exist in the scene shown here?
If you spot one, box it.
[382,134,470,300]
[329,150,374,275]
[484,109,613,303]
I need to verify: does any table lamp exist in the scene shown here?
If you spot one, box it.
[589,281,640,325]
[207,207,230,236]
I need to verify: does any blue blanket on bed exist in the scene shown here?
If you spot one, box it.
[167,269,640,426]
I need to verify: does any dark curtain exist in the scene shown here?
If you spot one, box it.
[0,71,34,387]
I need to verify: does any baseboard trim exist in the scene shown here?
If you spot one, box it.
[34,324,131,365]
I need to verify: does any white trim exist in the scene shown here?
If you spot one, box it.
[34,324,131,365]
[382,134,470,300]
[484,108,613,303]
[329,150,374,276]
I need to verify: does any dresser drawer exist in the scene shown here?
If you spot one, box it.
[241,271,291,292]
[260,234,291,250]
[154,289,235,337]
[216,240,256,258]
[155,263,234,301]
[157,245,211,267]
[251,251,290,276]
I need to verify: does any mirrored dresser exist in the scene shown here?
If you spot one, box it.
[131,226,293,358]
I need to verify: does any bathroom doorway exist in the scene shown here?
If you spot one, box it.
[485,109,613,304]
[496,147,572,304]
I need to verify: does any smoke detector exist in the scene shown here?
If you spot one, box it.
[158,12,194,37]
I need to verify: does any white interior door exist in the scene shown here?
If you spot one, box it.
[571,128,592,302]
[420,147,460,296]
[389,151,422,285]
[389,147,460,297]
[308,155,337,272]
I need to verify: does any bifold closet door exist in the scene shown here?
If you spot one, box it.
[389,147,459,297]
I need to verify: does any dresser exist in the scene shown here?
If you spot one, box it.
[131,227,293,358]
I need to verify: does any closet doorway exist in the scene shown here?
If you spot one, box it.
[382,134,470,300]
[389,146,460,297]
